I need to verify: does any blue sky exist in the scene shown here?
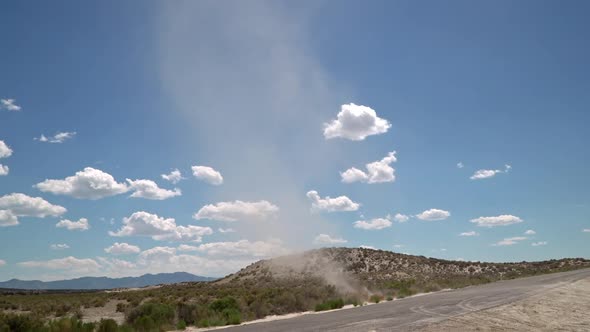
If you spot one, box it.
[1,0,589,281]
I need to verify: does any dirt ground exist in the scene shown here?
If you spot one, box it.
[81,299,125,325]
[413,278,590,331]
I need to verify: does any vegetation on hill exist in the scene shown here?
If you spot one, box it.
[1,248,588,331]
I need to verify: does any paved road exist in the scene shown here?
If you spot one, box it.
[220,268,590,332]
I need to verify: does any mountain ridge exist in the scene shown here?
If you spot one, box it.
[0,272,216,290]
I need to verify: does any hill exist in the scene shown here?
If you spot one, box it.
[0,272,216,290]
[0,248,588,330]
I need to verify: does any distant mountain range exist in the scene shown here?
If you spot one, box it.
[0,272,216,290]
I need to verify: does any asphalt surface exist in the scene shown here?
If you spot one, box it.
[220,268,590,332]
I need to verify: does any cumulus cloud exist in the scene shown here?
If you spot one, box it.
[583,229,590,233]
[524,229,536,235]
[493,236,527,246]
[35,132,76,143]
[50,244,70,250]
[353,218,392,230]
[313,234,347,245]
[470,164,511,180]
[0,193,66,226]
[105,242,141,255]
[35,167,129,200]
[56,218,90,231]
[415,209,450,221]
[306,190,360,212]
[194,200,279,222]
[0,210,18,227]
[133,246,253,277]
[178,239,287,258]
[0,164,8,176]
[0,140,13,159]
[161,169,184,184]
[531,241,547,247]
[191,166,223,185]
[0,99,21,111]
[459,231,479,237]
[218,228,235,233]
[457,162,464,169]
[393,244,404,248]
[0,259,5,266]
[341,151,397,184]
[126,179,181,200]
[18,256,101,273]
[323,103,391,141]
[110,211,213,242]
[470,215,523,227]
[393,213,409,223]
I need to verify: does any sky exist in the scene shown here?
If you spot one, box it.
[0,0,589,281]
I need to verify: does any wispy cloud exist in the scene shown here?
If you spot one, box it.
[493,236,527,246]
[35,131,76,144]
[0,99,21,111]
[470,164,511,180]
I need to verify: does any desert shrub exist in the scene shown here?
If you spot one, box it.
[369,295,383,303]
[176,302,199,325]
[97,319,119,332]
[0,313,45,331]
[46,317,95,332]
[314,298,344,312]
[126,302,175,331]
[176,319,187,330]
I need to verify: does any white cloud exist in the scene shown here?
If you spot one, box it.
[56,218,90,231]
[178,239,287,258]
[314,234,347,245]
[0,193,66,227]
[126,179,181,200]
[0,99,21,111]
[470,164,511,180]
[110,211,213,242]
[393,244,404,248]
[457,162,464,169]
[194,200,279,222]
[459,231,479,237]
[35,167,129,200]
[393,213,409,223]
[470,215,523,227]
[492,236,527,246]
[323,103,391,141]
[353,218,392,230]
[0,164,8,176]
[341,151,397,184]
[524,229,536,235]
[18,256,101,273]
[306,190,360,212]
[0,210,18,227]
[134,246,253,277]
[416,209,450,221]
[35,132,76,144]
[0,259,5,267]
[97,257,137,270]
[360,245,376,250]
[191,165,223,185]
[218,227,235,233]
[50,244,70,250]
[105,242,141,255]
[531,241,547,247]
[0,140,13,159]
[584,229,590,233]
[161,169,184,184]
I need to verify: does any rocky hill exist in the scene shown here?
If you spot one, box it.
[221,247,590,293]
